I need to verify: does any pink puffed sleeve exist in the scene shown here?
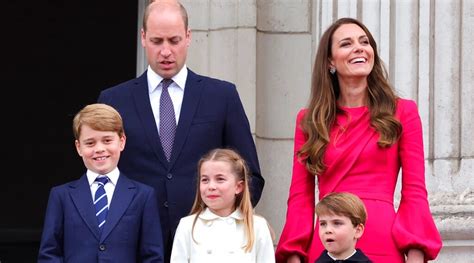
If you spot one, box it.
[275,109,316,263]
[392,99,442,260]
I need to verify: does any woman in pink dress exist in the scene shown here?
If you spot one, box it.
[275,17,442,263]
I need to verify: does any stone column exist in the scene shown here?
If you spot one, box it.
[429,0,474,261]
[255,0,312,241]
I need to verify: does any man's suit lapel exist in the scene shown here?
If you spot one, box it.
[69,174,100,241]
[132,72,169,167]
[169,69,203,167]
[100,174,136,242]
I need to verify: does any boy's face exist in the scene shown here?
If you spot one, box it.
[75,125,125,175]
[318,213,364,259]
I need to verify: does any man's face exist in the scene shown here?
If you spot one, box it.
[141,5,191,79]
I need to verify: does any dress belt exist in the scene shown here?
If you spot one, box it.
[319,191,393,204]
[355,192,393,204]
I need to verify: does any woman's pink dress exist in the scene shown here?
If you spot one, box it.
[275,99,442,263]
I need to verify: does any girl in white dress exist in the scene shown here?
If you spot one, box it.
[170,148,275,263]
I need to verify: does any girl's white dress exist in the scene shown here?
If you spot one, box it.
[170,208,275,263]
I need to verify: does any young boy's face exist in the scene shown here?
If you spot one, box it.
[318,213,364,259]
[75,125,125,175]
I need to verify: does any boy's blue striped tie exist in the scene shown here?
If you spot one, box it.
[94,177,109,230]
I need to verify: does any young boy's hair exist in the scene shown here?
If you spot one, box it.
[315,192,367,227]
[190,148,255,252]
[72,103,125,140]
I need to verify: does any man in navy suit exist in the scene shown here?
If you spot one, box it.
[38,103,163,263]
[97,1,264,262]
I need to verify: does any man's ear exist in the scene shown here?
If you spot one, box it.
[141,29,146,48]
[186,29,191,47]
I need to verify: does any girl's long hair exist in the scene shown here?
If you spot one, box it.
[299,17,401,175]
[190,148,255,252]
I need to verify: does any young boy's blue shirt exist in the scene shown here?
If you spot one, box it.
[38,171,164,263]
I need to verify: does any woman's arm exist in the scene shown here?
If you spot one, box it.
[287,254,302,263]
[275,109,316,263]
[406,248,424,263]
[392,99,442,260]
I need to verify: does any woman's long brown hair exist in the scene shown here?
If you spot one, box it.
[299,17,401,175]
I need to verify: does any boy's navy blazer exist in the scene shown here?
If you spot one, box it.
[38,173,164,263]
[97,69,264,243]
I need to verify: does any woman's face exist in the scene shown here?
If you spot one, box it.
[329,23,374,80]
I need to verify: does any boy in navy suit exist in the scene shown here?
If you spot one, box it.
[38,103,164,263]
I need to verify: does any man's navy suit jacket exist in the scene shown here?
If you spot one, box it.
[97,69,264,250]
[38,174,164,263]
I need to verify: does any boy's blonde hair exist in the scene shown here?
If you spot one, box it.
[315,192,367,227]
[72,103,125,140]
[190,148,255,252]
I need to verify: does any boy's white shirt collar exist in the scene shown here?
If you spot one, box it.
[198,207,244,221]
[86,167,120,186]
[147,65,188,93]
[328,249,357,260]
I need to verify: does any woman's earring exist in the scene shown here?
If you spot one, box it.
[329,67,336,74]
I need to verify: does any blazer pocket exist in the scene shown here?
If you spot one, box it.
[192,116,218,124]
[114,213,140,243]
[190,116,219,140]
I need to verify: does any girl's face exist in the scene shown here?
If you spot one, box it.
[318,213,363,259]
[199,160,243,217]
[329,23,374,80]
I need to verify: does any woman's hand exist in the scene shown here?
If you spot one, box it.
[287,254,301,263]
[406,249,424,263]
